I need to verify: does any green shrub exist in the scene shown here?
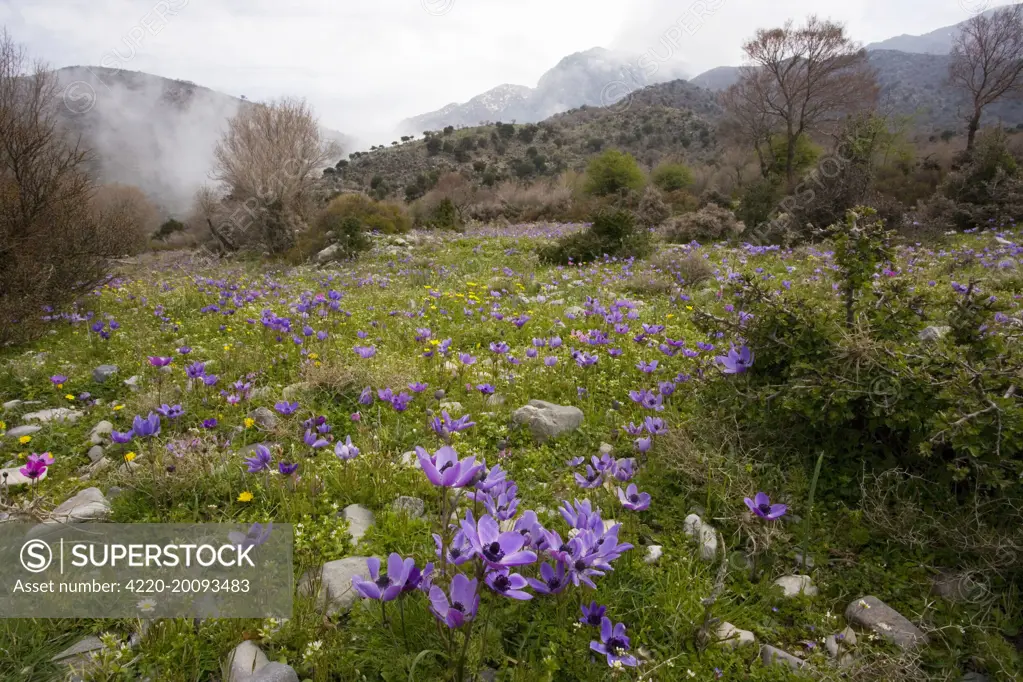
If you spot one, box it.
[583,150,645,197]
[735,178,782,232]
[153,218,185,240]
[651,162,694,192]
[315,193,410,234]
[538,209,651,264]
[428,198,460,231]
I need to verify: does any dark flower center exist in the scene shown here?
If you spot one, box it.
[483,541,505,562]
[559,543,571,553]
[629,493,640,503]
[438,461,454,473]
[547,575,562,589]
[758,503,771,514]
[451,601,465,613]
[449,547,461,558]
[586,614,602,626]
[492,575,510,591]
[375,573,390,589]
[607,637,628,655]
[574,559,587,572]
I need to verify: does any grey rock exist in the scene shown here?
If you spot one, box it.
[250,663,300,682]
[761,645,805,670]
[715,622,756,649]
[931,571,987,603]
[400,450,416,467]
[961,673,990,682]
[52,636,106,661]
[316,245,341,263]
[683,513,718,561]
[794,552,815,569]
[773,574,818,598]
[599,442,613,455]
[564,305,585,317]
[23,408,82,424]
[845,596,929,650]
[124,375,141,391]
[5,424,42,439]
[226,640,269,682]
[106,486,123,499]
[825,627,857,657]
[918,325,951,342]
[342,504,375,545]
[484,394,505,408]
[249,407,278,430]
[391,496,425,519]
[50,487,111,523]
[644,545,663,564]
[93,365,119,383]
[511,400,584,442]
[281,382,311,401]
[90,420,114,445]
[2,399,23,411]
[1,466,48,487]
[249,387,273,401]
[298,556,372,615]
[87,446,105,463]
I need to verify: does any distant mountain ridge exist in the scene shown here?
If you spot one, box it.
[399,47,688,134]
[52,66,351,217]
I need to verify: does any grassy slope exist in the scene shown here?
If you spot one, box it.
[0,228,1020,681]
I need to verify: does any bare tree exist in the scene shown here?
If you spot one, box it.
[90,183,159,254]
[722,16,878,189]
[0,29,123,343]
[949,5,1023,153]
[211,97,340,254]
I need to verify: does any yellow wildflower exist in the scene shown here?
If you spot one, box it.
[124,452,137,462]
[18,435,31,445]
[113,404,125,411]
[308,352,319,360]
[237,491,254,503]
[244,418,255,429]
[65,394,75,400]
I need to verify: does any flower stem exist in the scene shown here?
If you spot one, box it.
[399,597,409,654]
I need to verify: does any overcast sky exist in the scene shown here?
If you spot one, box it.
[0,0,1005,141]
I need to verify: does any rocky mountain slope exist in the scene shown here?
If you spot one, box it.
[52,66,350,217]
[864,4,1021,54]
[340,79,720,198]
[398,47,688,134]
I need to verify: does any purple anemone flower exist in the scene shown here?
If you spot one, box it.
[528,561,570,595]
[50,374,68,386]
[185,361,207,379]
[715,344,754,374]
[358,387,373,405]
[460,511,537,569]
[19,455,49,480]
[132,413,161,438]
[274,401,299,415]
[351,554,415,602]
[433,531,476,565]
[303,429,329,449]
[155,403,184,419]
[408,382,428,393]
[590,617,638,668]
[417,446,482,488]
[485,570,532,600]
[202,418,218,429]
[243,445,272,473]
[334,435,360,460]
[580,601,606,626]
[429,573,479,628]
[147,356,173,367]
[353,345,377,359]
[110,429,134,444]
[228,522,273,549]
[744,492,787,520]
[278,461,299,475]
[617,484,651,511]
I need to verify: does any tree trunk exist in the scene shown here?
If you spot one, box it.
[966,108,983,153]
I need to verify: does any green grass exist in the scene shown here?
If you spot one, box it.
[0,229,1020,681]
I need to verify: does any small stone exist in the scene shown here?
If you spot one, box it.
[773,574,818,598]
[90,420,114,445]
[2,399,23,411]
[564,305,585,317]
[644,545,662,564]
[918,326,950,342]
[599,442,613,455]
[5,424,42,439]
[433,389,446,400]
[50,487,111,523]
[93,365,119,383]
[124,375,141,391]
[715,622,756,649]
[391,496,425,519]
[316,244,341,263]
[226,640,269,682]
[52,635,105,662]
[825,627,857,657]
[87,445,105,463]
[248,407,278,430]
[298,556,372,615]
[794,552,815,569]
[281,382,311,401]
[342,504,375,545]
[400,451,416,467]
[761,645,805,670]
[0,466,48,488]
[931,571,987,603]
[683,513,718,561]
[845,596,929,650]
[484,394,505,407]
[249,663,300,682]
[23,408,82,424]
[511,400,584,443]
[106,486,123,499]
[961,673,990,682]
